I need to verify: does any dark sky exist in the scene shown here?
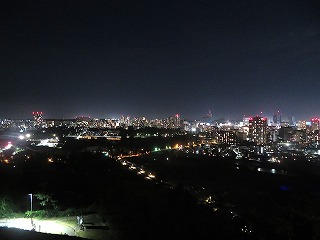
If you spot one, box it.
[1,0,320,120]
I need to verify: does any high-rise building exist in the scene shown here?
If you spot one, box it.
[297,120,307,130]
[174,114,181,128]
[249,116,267,145]
[309,119,320,146]
[216,130,238,145]
[288,116,296,126]
[32,111,43,127]
[242,116,251,126]
[163,114,181,129]
[278,127,295,142]
[120,115,130,128]
[311,118,320,131]
[273,111,282,125]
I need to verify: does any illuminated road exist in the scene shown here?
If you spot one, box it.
[117,155,253,236]
[117,157,157,181]
[0,218,78,236]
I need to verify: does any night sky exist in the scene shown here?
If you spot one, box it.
[1,0,320,120]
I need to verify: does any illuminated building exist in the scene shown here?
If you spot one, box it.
[297,120,306,130]
[216,130,238,145]
[174,114,181,128]
[249,116,267,145]
[242,116,251,127]
[163,114,181,129]
[120,115,130,128]
[32,111,43,128]
[75,116,94,127]
[311,118,320,131]
[273,111,281,126]
[278,127,295,142]
[291,130,306,143]
[309,118,320,146]
[288,116,296,126]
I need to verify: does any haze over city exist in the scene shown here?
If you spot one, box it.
[1,0,320,119]
[2,1,320,239]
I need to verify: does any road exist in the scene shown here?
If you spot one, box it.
[0,218,77,236]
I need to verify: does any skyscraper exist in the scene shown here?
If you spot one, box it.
[249,116,267,145]
[273,111,282,125]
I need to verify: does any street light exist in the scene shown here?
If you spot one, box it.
[28,194,33,212]
[28,193,35,231]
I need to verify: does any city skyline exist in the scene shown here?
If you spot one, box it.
[1,109,320,123]
[0,109,318,122]
[1,1,320,119]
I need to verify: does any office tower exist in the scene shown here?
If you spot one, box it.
[249,116,267,145]
[273,111,282,125]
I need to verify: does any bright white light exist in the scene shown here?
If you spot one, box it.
[4,142,12,150]
[148,173,155,178]
[26,133,31,138]
[4,218,33,230]
[19,135,25,140]
[37,139,58,148]
[1,218,77,236]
